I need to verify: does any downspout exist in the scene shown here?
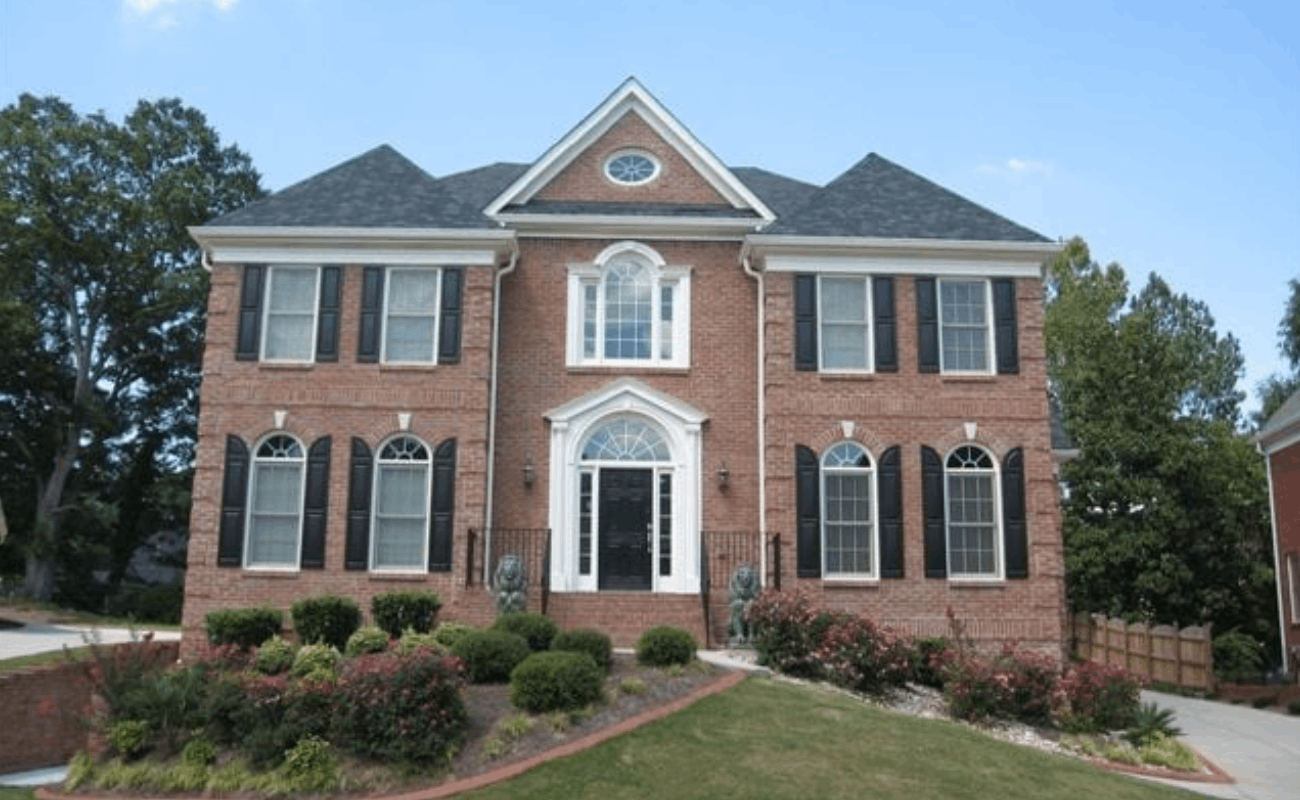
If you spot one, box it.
[484,245,520,585]
[1260,442,1289,675]
[741,243,767,586]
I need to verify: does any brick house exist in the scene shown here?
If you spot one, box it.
[183,78,1067,654]
[1256,389,1300,676]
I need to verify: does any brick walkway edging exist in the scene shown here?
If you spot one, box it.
[36,669,749,800]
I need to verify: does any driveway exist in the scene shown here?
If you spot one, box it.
[1141,689,1300,800]
[0,619,181,660]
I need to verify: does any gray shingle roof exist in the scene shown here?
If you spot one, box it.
[765,153,1051,242]
[731,167,820,220]
[209,145,488,229]
[433,162,528,217]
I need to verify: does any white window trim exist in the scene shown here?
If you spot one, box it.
[259,265,321,363]
[1287,552,1300,626]
[243,434,306,570]
[938,278,995,376]
[604,148,662,187]
[380,266,442,365]
[370,435,433,574]
[818,275,874,373]
[944,444,1004,581]
[566,242,691,369]
[820,442,878,581]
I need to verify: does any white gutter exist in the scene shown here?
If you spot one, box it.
[741,244,767,586]
[1261,443,1289,673]
[483,246,521,585]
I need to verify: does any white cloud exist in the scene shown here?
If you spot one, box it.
[977,157,1054,178]
[124,0,238,27]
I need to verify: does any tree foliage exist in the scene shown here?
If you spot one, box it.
[0,94,263,600]
[1254,278,1300,425]
[1045,238,1276,660]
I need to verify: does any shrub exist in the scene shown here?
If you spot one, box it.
[255,635,296,675]
[344,625,390,657]
[910,636,951,688]
[281,735,337,792]
[332,649,467,766]
[180,737,216,767]
[1289,699,1300,716]
[1213,629,1265,683]
[1138,732,1199,771]
[510,651,604,713]
[1123,702,1183,747]
[940,644,1059,725]
[636,625,696,667]
[290,643,340,680]
[551,628,613,673]
[453,630,531,683]
[746,590,837,677]
[291,594,361,651]
[492,611,559,652]
[205,607,282,649]
[814,615,912,696]
[1252,695,1278,709]
[109,719,150,759]
[371,590,443,637]
[619,676,648,695]
[432,620,477,649]
[400,628,450,656]
[1056,660,1143,733]
[112,665,209,753]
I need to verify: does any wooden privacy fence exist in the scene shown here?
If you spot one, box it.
[1072,613,1214,692]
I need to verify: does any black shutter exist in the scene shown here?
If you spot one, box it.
[794,274,818,371]
[916,278,939,373]
[315,266,341,362]
[878,446,903,578]
[218,435,249,566]
[438,268,463,364]
[235,265,265,361]
[301,437,331,569]
[429,438,456,572]
[921,446,947,578]
[345,438,373,570]
[873,276,897,372]
[795,445,821,578]
[1002,447,1028,579]
[357,266,385,363]
[993,278,1019,374]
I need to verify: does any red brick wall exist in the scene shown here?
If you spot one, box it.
[762,273,1067,658]
[536,113,731,207]
[1270,445,1300,657]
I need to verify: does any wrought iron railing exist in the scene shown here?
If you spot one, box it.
[466,528,552,615]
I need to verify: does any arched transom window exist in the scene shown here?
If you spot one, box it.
[373,435,431,571]
[821,442,875,577]
[581,418,672,462]
[945,445,999,577]
[246,434,305,568]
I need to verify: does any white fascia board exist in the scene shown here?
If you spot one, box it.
[494,213,759,240]
[484,79,775,224]
[763,253,1044,278]
[189,225,515,266]
[749,235,1062,263]
[1258,423,1300,456]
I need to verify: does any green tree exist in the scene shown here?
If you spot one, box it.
[0,94,263,600]
[1254,278,1300,425]
[1045,238,1276,659]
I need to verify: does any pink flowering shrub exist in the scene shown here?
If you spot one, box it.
[745,590,838,677]
[1054,659,1142,732]
[814,615,913,696]
[939,643,1059,725]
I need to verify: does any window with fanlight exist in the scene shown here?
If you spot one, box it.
[245,434,306,568]
[567,242,690,368]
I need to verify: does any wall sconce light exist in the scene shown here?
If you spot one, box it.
[523,457,536,487]
[716,461,730,489]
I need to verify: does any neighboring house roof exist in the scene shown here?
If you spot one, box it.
[1256,388,1300,454]
[209,144,487,229]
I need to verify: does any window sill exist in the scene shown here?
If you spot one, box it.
[239,569,299,579]
[940,374,997,383]
[947,578,1006,588]
[256,362,315,371]
[818,372,876,382]
[377,363,439,372]
[821,578,880,589]
[369,571,429,582]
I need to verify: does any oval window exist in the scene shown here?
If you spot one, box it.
[605,152,659,185]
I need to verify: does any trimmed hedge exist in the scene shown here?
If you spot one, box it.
[452,630,531,684]
[291,595,361,651]
[510,651,604,712]
[371,590,442,638]
[491,611,558,652]
[551,628,613,673]
[290,644,340,680]
[636,626,697,667]
[255,635,296,675]
[344,626,389,658]
[205,607,282,649]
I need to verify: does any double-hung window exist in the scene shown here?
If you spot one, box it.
[819,276,872,371]
[383,268,441,363]
[568,242,690,368]
[262,266,320,361]
[939,279,993,373]
[821,442,875,578]
[372,436,432,571]
[245,434,306,568]
[945,445,1000,578]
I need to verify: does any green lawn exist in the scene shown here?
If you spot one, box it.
[461,677,1195,800]
[0,787,35,799]
[0,646,90,674]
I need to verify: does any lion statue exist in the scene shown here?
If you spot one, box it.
[494,554,527,613]
[728,564,760,645]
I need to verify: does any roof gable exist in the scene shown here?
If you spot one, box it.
[768,153,1051,243]
[485,78,774,224]
[209,145,488,229]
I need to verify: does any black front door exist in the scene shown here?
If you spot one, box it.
[598,468,653,590]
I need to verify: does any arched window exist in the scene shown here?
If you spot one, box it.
[246,434,305,568]
[945,445,999,577]
[821,442,875,577]
[372,435,431,570]
[581,417,672,462]
[568,243,690,368]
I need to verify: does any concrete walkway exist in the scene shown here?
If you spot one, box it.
[1139,689,1300,800]
[0,621,181,661]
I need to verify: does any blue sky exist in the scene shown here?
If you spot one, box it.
[2,0,1296,417]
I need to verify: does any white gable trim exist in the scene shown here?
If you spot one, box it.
[546,377,708,428]
[484,78,776,225]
